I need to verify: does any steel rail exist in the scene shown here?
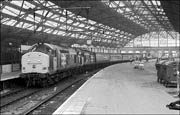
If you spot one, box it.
[1,88,27,98]
[22,77,85,115]
[1,89,41,108]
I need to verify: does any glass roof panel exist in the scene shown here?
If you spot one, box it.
[90,27,95,30]
[78,17,86,21]
[45,20,58,27]
[119,1,125,7]
[81,35,86,39]
[47,1,56,6]
[152,1,158,6]
[88,20,96,25]
[60,17,66,22]
[2,6,19,16]
[125,8,131,12]
[23,23,34,29]
[46,29,53,34]
[23,23,33,28]
[67,19,73,24]
[44,28,51,32]
[1,18,10,24]
[144,1,151,5]
[73,28,82,31]
[26,25,37,31]
[46,11,53,18]
[125,31,180,47]
[73,22,80,26]
[52,30,58,34]
[102,0,173,33]
[11,1,23,7]
[3,19,17,26]
[36,10,43,15]
[44,22,52,27]
[34,16,41,23]
[78,23,85,27]
[50,14,59,19]
[26,14,35,22]
[15,22,24,28]
[117,9,123,13]
[110,3,117,8]
[22,1,36,9]
[1,0,135,47]
[36,26,42,31]
[36,10,44,15]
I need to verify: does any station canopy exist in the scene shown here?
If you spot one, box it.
[1,0,179,48]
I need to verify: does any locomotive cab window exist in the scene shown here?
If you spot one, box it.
[29,44,55,56]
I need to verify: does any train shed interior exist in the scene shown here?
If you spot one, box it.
[1,0,179,63]
[0,0,180,114]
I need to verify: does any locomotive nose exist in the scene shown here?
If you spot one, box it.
[22,52,49,73]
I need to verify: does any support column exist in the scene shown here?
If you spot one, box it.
[176,63,180,95]
[167,32,168,47]
[167,32,170,57]
[140,35,142,54]
[175,32,177,47]
[149,33,151,47]
[158,31,160,48]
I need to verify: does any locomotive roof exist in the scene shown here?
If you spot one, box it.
[30,43,93,55]
[76,48,93,53]
[44,43,67,51]
[45,43,77,54]
[75,48,95,55]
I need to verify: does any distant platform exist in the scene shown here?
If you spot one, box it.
[53,61,178,114]
[0,71,21,81]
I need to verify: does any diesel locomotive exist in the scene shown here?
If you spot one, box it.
[20,43,96,87]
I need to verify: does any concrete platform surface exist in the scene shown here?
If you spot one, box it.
[0,71,21,81]
[53,62,179,114]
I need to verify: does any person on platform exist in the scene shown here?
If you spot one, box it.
[130,57,133,64]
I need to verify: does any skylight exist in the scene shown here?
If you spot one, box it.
[3,19,17,26]
[102,0,172,32]
[2,6,19,17]
[11,1,23,7]
[67,19,73,24]
[26,14,35,22]
[1,0,134,48]
[78,23,85,27]
[23,1,36,9]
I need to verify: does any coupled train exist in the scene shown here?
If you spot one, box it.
[20,43,129,87]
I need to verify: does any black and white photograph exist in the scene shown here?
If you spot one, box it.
[0,0,179,114]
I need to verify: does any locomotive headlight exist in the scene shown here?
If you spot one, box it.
[42,67,47,70]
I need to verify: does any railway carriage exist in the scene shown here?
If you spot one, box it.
[75,48,96,65]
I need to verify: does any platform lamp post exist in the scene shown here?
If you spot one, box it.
[8,42,13,72]
[176,62,180,96]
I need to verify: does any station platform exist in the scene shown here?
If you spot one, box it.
[53,61,179,114]
[0,71,21,81]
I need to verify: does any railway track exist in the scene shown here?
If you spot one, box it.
[1,88,27,98]
[22,77,86,115]
[1,88,41,108]
[1,70,99,115]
